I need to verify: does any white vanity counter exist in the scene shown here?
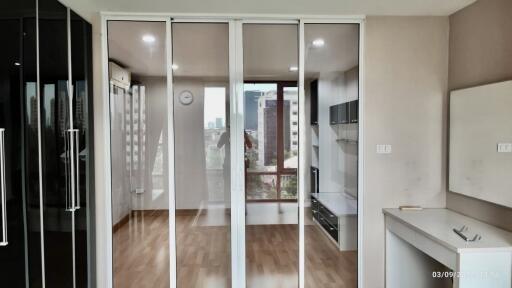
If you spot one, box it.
[384,208,512,253]
[384,208,512,288]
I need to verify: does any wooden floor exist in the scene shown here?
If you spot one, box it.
[113,210,356,288]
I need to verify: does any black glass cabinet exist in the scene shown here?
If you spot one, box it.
[0,0,94,287]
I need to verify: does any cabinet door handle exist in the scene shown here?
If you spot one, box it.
[65,129,80,211]
[0,129,7,246]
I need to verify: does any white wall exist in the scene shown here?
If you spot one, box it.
[173,78,208,209]
[318,72,345,193]
[363,16,449,288]
[90,12,109,288]
[173,78,230,209]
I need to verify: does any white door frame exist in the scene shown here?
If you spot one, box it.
[100,13,365,288]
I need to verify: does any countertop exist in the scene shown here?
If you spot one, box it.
[311,193,357,217]
[384,208,512,253]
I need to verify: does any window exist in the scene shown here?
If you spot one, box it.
[204,87,228,201]
[244,82,298,201]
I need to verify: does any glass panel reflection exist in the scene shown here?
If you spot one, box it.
[246,174,277,200]
[107,20,170,288]
[304,23,359,288]
[172,22,231,288]
[243,24,299,288]
[283,86,299,170]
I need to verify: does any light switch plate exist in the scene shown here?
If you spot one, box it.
[377,144,392,154]
[497,143,512,153]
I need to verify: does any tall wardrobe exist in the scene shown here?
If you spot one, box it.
[0,0,94,287]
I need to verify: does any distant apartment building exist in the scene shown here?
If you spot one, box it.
[256,90,298,168]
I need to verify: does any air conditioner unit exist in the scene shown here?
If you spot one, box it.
[109,61,131,90]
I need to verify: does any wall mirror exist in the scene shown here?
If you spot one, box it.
[449,81,512,208]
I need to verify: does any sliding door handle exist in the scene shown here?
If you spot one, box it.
[0,129,7,246]
[65,129,80,211]
[74,129,80,210]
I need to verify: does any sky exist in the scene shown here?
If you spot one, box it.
[204,87,226,128]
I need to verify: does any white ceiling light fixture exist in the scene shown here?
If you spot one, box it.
[289,66,298,72]
[142,34,156,44]
[171,64,179,70]
[312,38,325,47]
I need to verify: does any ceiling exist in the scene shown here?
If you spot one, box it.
[305,24,359,79]
[108,21,167,77]
[61,0,476,23]
[172,23,229,78]
[108,22,359,80]
[243,24,299,81]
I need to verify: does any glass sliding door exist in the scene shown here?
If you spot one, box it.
[242,23,299,288]
[303,23,359,288]
[107,20,170,288]
[171,22,232,288]
[104,17,363,288]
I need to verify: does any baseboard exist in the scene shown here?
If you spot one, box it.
[175,209,200,216]
[113,208,229,231]
[113,210,169,232]
[113,214,130,233]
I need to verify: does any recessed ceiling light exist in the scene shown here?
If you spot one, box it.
[14,62,21,66]
[312,38,325,47]
[172,64,179,70]
[142,34,156,43]
[289,66,298,72]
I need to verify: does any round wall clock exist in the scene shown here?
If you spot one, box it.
[179,90,194,105]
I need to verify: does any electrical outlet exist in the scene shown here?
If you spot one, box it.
[377,144,392,154]
[497,143,512,153]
